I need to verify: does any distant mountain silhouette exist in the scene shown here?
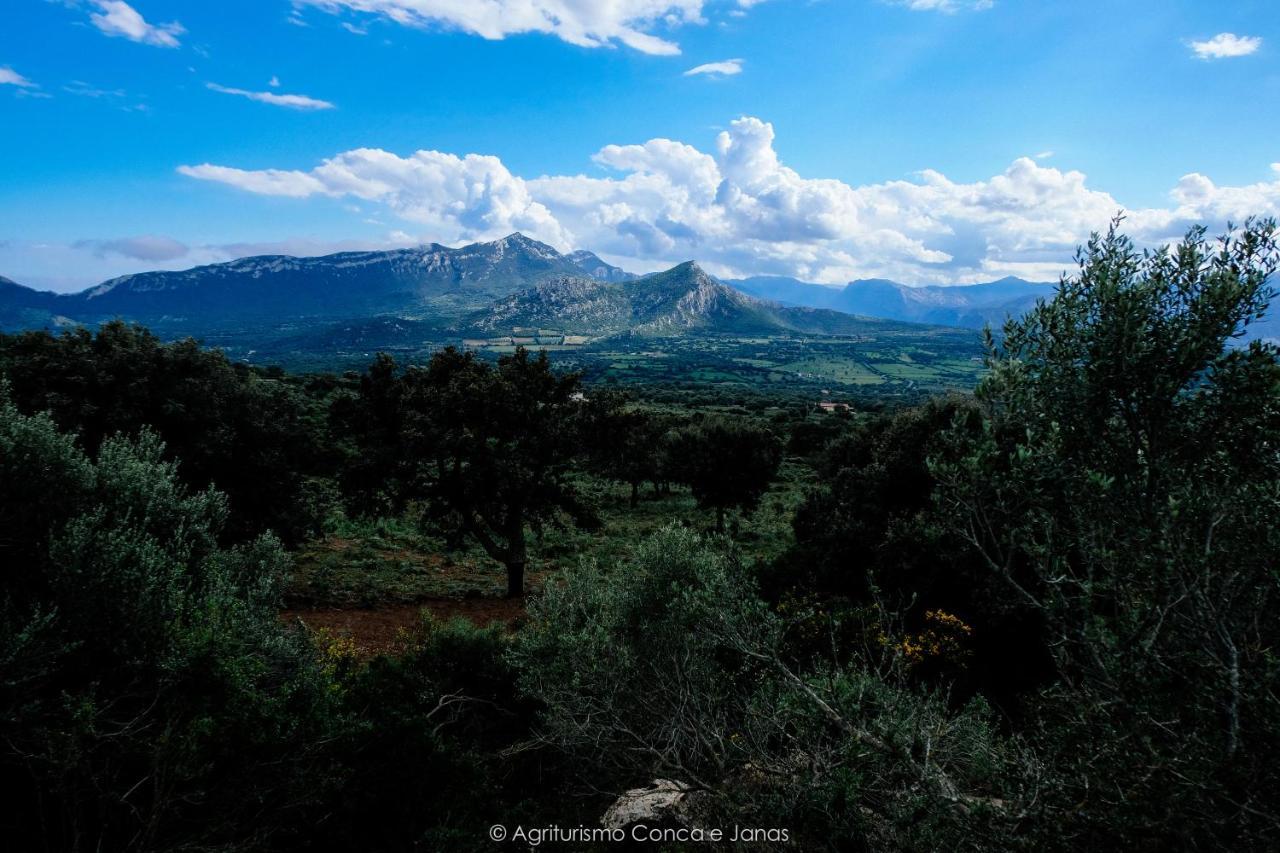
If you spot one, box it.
[8,236,1269,350]
[728,274,1058,330]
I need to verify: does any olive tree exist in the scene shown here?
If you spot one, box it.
[0,383,335,852]
[931,219,1280,848]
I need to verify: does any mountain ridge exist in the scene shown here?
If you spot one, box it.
[0,236,984,342]
[17,234,1273,348]
[0,237,1053,335]
[727,274,1059,330]
[458,260,923,341]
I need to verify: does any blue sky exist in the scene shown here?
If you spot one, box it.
[2,0,1278,291]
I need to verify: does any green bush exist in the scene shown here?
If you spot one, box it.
[512,525,1029,851]
[0,383,340,852]
[932,220,1280,849]
[0,322,332,544]
[312,615,563,853]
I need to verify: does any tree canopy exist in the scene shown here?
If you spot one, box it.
[664,417,782,532]
[932,218,1280,847]
[334,347,593,596]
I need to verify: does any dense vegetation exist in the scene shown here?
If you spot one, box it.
[1,221,1277,851]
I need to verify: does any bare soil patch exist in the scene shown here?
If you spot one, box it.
[281,597,526,656]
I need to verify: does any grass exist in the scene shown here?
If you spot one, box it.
[780,357,886,386]
[287,463,816,607]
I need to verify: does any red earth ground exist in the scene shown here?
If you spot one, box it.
[281,598,527,657]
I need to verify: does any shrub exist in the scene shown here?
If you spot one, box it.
[511,526,1031,850]
[0,383,340,852]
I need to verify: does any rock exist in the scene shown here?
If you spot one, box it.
[601,779,709,831]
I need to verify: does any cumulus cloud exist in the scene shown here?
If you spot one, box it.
[177,118,1280,284]
[88,1,185,47]
[292,0,739,55]
[0,67,38,88]
[179,148,568,246]
[684,58,743,77]
[75,235,191,261]
[1188,33,1262,60]
[206,82,336,110]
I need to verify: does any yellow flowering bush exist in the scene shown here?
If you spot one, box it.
[882,609,973,669]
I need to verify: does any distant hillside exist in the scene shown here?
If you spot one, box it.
[729,275,1057,330]
[0,234,597,330]
[6,238,1273,347]
[467,275,632,335]
[565,250,636,283]
[460,261,925,340]
[0,275,60,329]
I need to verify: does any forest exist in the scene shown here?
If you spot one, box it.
[2,220,1278,852]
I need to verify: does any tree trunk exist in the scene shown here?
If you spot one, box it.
[630,480,639,508]
[506,560,526,598]
[716,506,725,534]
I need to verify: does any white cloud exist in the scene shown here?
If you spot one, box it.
[269,76,281,87]
[1188,33,1262,60]
[74,234,191,261]
[64,80,125,98]
[206,82,336,110]
[684,58,743,77]
[293,0,736,55]
[177,117,1280,285]
[886,0,994,12]
[179,148,568,246]
[177,164,328,197]
[0,66,38,88]
[88,1,185,48]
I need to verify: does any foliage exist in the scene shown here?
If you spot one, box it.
[932,219,1280,848]
[334,347,595,596]
[309,615,560,853]
[0,383,339,852]
[512,525,1031,851]
[575,389,683,505]
[0,321,332,544]
[780,396,1051,705]
[664,416,783,532]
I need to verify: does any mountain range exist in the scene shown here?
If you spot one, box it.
[726,275,1059,331]
[462,261,891,339]
[0,234,982,344]
[11,234,589,325]
[4,235,1274,353]
[10,233,1190,367]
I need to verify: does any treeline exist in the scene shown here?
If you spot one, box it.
[1,220,1279,851]
[0,326,786,577]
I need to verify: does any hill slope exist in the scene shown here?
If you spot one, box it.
[0,234,591,329]
[729,275,1057,330]
[461,261,923,340]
